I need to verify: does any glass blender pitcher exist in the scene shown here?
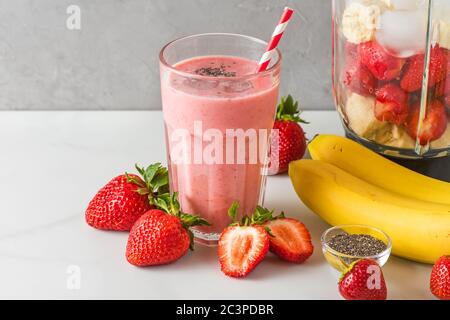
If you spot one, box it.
[332,0,450,159]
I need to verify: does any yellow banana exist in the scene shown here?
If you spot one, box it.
[309,134,450,205]
[289,159,450,264]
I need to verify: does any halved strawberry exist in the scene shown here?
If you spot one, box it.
[374,83,409,125]
[358,41,405,81]
[264,217,313,263]
[400,46,448,93]
[406,100,448,145]
[218,225,269,278]
[218,202,269,278]
[342,60,376,96]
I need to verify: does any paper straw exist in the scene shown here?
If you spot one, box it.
[257,7,294,73]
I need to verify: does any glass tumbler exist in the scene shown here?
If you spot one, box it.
[159,33,281,245]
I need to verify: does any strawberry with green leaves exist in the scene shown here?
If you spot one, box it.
[85,163,169,231]
[126,193,210,266]
[218,202,271,278]
[218,203,314,277]
[248,206,313,263]
[269,95,308,175]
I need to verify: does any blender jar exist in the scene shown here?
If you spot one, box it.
[332,0,450,158]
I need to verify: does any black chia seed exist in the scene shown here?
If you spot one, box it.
[327,233,387,257]
[194,64,236,77]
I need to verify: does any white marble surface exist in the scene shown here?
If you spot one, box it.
[0,111,434,299]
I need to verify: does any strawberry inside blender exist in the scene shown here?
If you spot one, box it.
[337,0,450,153]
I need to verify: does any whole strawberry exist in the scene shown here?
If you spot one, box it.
[339,259,387,300]
[430,255,450,300]
[85,163,169,231]
[126,193,209,266]
[268,95,308,175]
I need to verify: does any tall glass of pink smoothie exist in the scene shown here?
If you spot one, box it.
[159,33,281,245]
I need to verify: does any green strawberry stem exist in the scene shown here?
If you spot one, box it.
[126,163,170,206]
[227,201,285,237]
[276,95,309,124]
[154,192,210,250]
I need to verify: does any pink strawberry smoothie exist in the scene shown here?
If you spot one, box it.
[161,56,279,241]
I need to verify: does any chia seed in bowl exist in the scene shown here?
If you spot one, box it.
[327,233,387,257]
[321,224,392,271]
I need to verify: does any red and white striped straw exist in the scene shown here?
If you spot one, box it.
[257,7,294,73]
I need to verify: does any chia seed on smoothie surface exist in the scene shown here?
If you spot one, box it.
[194,64,236,77]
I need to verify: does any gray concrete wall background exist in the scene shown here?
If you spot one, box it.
[0,0,333,110]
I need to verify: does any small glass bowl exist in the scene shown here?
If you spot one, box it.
[321,224,392,272]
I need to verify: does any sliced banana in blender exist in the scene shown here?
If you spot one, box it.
[344,93,390,138]
[342,3,381,44]
[434,20,450,50]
